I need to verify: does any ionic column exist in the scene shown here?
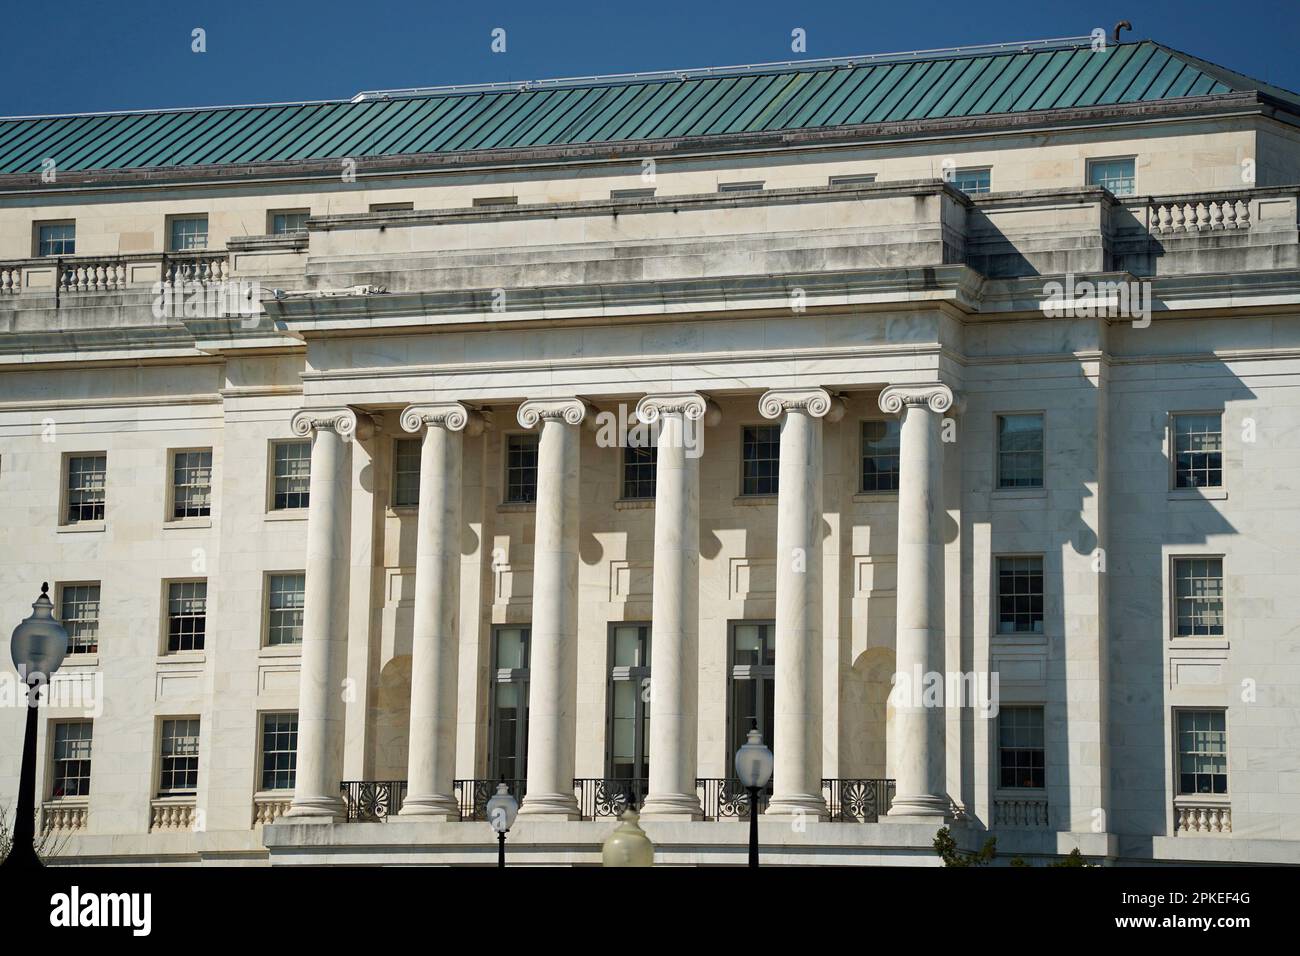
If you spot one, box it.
[287,408,368,819]
[516,397,591,820]
[635,393,718,820]
[398,403,483,819]
[879,383,955,817]
[759,388,843,818]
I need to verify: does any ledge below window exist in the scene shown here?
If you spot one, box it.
[56,521,105,534]
[264,510,308,522]
[1168,488,1227,501]
[613,498,655,510]
[733,494,776,507]
[162,517,212,530]
[497,501,536,514]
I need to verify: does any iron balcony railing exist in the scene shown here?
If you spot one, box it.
[573,777,648,820]
[823,778,895,822]
[696,778,772,820]
[340,780,407,821]
[455,778,527,821]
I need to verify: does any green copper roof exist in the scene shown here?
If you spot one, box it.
[0,40,1266,174]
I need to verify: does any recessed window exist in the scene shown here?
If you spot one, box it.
[741,425,780,496]
[168,215,209,252]
[998,706,1045,789]
[861,419,901,492]
[1087,157,1136,196]
[35,220,76,257]
[271,440,311,510]
[490,626,530,782]
[608,623,651,780]
[1177,710,1228,795]
[165,580,207,653]
[473,196,518,207]
[269,209,309,234]
[266,573,306,647]
[171,449,212,519]
[997,414,1044,489]
[829,174,876,187]
[729,621,776,764]
[58,583,101,655]
[950,167,991,195]
[393,438,421,507]
[260,713,298,791]
[1173,557,1224,637]
[369,202,413,213]
[51,720,93,798]
[1172,413,1222,489]
[505,434,539,504]
[622,443,656,500]
[64,454,107,524]
[996,556,1044,635]
[718,181,765,193]
[158,718,200,796]
[611,188,655,200]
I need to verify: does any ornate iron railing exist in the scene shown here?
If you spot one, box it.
[573,777,648,820]
[340,780,407,821]
[823,778,895,822]
[454,778,527,821]
[696,778,772,820]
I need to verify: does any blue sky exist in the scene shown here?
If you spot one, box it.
[3,0,1299,116]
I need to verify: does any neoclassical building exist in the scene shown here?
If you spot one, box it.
[2,35,1299,865]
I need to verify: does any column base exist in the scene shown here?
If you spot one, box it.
[638,792,704,821]
[517,791,581,821]
[398,794,460,821]
[765,793,829,820]
[285,795,344,821]
[887,794,950,818]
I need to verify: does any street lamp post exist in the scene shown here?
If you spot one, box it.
[734,722,774,868]
[3,583,69,870]
[485,782,519,868]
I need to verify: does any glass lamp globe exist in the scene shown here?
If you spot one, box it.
[602,809,655,867]
[10,583,69,682]
[485,783,519,834]
[734,726,774,789]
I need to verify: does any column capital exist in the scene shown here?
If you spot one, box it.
[878,383,958,416]
[517,397,593,429]
[635,392,721,426]
[400,402,484,436]
[290,407,374,441]
[758,387,845,423]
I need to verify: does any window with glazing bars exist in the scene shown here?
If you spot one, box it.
[158,718,200,795]
[59,583,100,655]
[393,438,421,507]
[270,210,309,234]
[1173,414,1222,488]
[65,454,106,523]
[491,626,530,781]
[608,623,651,780]
[171,449,212,519]
[37,221,76,256]
[861,419,901,491]
[997,556,1044,634]
[1173,558,1224,636]
[950,168,991,194]
[997,414,1044,488]
[169,216,208,251]
[1178,710,1227,795]
[260,713,298,791]
[266,573,305,646]
[1087,158,1136,196]
[741,425,779,496]
[271,441,310,510]
[729,621,776,764]
[622,443,656,500]
[166,581,207,652]
[998,706,1045,789]
[51,721,93,798]
[505,434,539,504]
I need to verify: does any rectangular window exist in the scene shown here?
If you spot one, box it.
[369,202,413,212]
[65,454,107,523]
[997,556,1044,635]
[472,196,517,207]
[1173,557,1224,637]
[621,443,656,500]
[861,419,901,492]
[1177,710,1227,795]
[171,449,212,519]
[608,624,651,780]
[168,215,209,251]
[58,583,101,655]
[269,209,309,234]
[158,718,200,795]
[611,188,655,200]
[490,626,530,782]
[1173,414,1222,489]
[718,181,764,193]
[266,573,306,646]
[505,434,539,504]
[829,174,876,187]
[950,167,991,194]
[36,221,76,257]
[1087,157,1136,196]
[271,440,311,510]
[260,713,298,791]
[729,622,776,766]
[741,425,780,496]
[51,720,93,798]
[166,581,207,653]
[997,414,1044,489]
[998,706,1045,789]
[392,438,422,507]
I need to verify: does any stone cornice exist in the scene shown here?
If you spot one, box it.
[289,406,373,440]
[758,388,846,422]
[516,397,593,428]
[635,392,721,426]
[399,402,484,435]
[878,383,957,415]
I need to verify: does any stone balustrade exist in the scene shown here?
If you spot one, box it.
[1147,192,1253,234]
[252,794,293,826]
[993,796,1050,828]
[1175,801,1232,834]
[0,250,229,296]
[40,800,89,833]
[150,797,198,831]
